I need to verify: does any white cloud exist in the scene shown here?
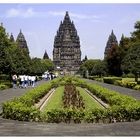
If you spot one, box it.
[5,8,102,22]
[6,8,35,18]
[48,11,101,22]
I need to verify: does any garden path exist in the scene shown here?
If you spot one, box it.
[85,79,140,101]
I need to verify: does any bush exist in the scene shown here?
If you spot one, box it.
[126,73,135,78]
[2,101,40,121]
[95,78,103,82]
[134,85,140,90]
[1,79,57,121]
[0,84,8,90]
[126,82,137,88]
[2,76,140,123]
[103,77,122,84]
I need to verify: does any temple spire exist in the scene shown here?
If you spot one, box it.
[16,29,29,53]
[43,50,49,59]
[63,11,71,24]
[10,33,15,42]
[104,30,118,58]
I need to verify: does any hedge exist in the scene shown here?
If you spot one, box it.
[1,81,54,121]
[2,76,140,123]
[103,77,122,84]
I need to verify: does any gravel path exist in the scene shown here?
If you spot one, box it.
[0,79,140,136]
[85,79,140,101]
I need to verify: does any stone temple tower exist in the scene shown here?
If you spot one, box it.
[104,30,118,58]
[16,29,29,53]
[53,11,81,74]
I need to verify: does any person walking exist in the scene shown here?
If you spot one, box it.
[31,76,36,87]
[12,74,17,89]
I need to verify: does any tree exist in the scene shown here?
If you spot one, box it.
[30,58,55,75]
[119,34,131,58]
[121,42,140,82]
[0,23,11,74]
[79,59,100,76]
[91,60,108,77]
[105,44,122,76]
[131,21,140,43]
[5,43,32,75]
[41,59,55,72]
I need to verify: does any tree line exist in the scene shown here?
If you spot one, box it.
[80,20,140,81]
[0,24,54,77]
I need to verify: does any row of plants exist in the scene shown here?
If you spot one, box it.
[42,77,140,123]
[102,77,140,90]
[1,76,140,123]
[103,77,122,84]
[1,80,55,121]
[63,84,85,109]
[40,104,140,123]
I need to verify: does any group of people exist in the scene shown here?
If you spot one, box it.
[42,72,58,81]
[12,74,37,89]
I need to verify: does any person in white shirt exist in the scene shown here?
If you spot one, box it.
[31,76,36,87]
[24,75,28,88]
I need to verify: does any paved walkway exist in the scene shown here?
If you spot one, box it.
[85,79,140,101]
[0,79,140,136]
[0,117,140,136]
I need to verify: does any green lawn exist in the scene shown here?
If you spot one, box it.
[43,86,64,112]
[77,87,104,110]
[43,86,104,112]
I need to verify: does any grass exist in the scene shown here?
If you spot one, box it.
[43,86,104,112]
[43,86,64,112]
[77,87,104,110]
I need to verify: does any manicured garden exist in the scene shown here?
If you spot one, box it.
[1,76,140,123]
[42,86,64,112]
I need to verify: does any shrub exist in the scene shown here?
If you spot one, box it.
[134,85,140,90]
[1,80,55,121]
[0,84,8,90]
[103,77,122,84]
[2,101,40,121]
[126,82,137,88]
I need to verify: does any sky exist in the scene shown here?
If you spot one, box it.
[0,3,140,60]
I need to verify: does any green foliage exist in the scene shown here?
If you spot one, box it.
[5,44,31,75]
[91,60,108,77]
[2,80,54,121]
[30,58,55,75]
[2,76,140,123]
[103,77,122,84]
[0,83,8,90]
[2,101,40,121]
[121,42,140,82]
[0,24,11,74]
[105,44,122,76]
[131,21,140,43]
[80,59,100,76]
[134,85,140,90]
